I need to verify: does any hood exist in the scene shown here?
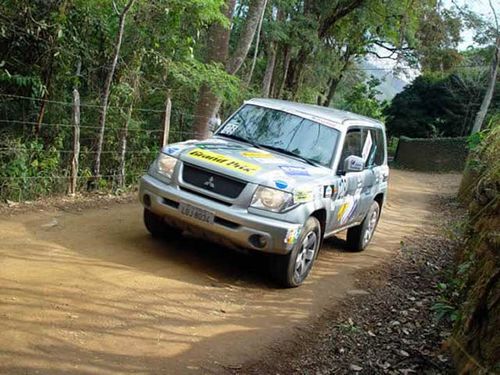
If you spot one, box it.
[161,137,331,192]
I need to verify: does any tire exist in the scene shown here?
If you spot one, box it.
[273,216,322,288]
[143,208,176,238]
[346,201,380,252]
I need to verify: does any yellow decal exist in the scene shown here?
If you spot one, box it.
[337,202,349,221]
[241,151,273,158]
[294,189,313,203]
[187,148,261,175]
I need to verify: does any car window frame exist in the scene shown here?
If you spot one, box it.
[336,126,365,174]
[336,124,387,174]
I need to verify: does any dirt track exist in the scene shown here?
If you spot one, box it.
[0,170,460,374]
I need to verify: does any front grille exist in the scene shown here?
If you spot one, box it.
[179,187,232,206]
[182,164,246,199]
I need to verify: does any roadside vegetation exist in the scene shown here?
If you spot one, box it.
[0,0,497,201]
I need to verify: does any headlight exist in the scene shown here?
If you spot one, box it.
[251,186,294,212]
[155,153,177,179]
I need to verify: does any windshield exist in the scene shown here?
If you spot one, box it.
[216,104,339,167]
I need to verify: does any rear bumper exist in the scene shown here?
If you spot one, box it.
[139,174,301,254]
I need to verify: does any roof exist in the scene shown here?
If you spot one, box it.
[245,98,384,128]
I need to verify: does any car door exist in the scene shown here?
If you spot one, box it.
[333,127,375,228]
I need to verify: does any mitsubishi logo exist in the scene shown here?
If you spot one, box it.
[203,176,215,189]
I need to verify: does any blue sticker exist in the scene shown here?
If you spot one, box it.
[279,165,310,176]
[274,180,288,189]
[164,146,180,155]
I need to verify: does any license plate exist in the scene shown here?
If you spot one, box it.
[179,202,214,224]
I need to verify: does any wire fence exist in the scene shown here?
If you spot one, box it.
[0,93,200,201]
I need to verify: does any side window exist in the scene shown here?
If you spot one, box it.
[339,129,362,172]
[366,129,385,167]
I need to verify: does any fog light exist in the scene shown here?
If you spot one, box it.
[249,234,267,249]
[143,194,151,207]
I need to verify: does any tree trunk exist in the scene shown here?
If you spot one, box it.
[226,0,268,75]
[275,46,291,98]
[283,46,311,98]
[161,93,172,147]
[246,0,268,85]
[317,78,332,105]
[192,0,237,139]
[471,35,499,134]
[93,0,135,183]
[34,1,68,135]
[118,101,132,188]
[193,0,267,139]
[322,76,342,107]
[261,41,276,97]
[69,88,80,195]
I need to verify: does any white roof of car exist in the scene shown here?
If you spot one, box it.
[246,98,384,128]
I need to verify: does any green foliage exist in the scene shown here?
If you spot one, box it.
[431,300,460,323]
[384,69,499,138]
[0,138,63,200]
[0,0,494,201]
[338,77,387,120]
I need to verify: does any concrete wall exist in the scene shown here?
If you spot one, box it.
[394,136,468,172]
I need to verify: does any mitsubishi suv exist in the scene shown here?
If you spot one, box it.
[139,98,389,287]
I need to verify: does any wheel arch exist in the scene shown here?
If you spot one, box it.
[374,193,385,213]
[310,208,327,247]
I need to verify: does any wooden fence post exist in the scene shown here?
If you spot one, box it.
[161,91,172,147]
[69,87,80,195]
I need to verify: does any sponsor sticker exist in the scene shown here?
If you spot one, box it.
[284,226,301,245]
[220,123,239,135]
[241,151,273,158]
[274,180,288,189]
[186,148,261,175]
[294,189,314,203]
[362,130,373,162]
[279,165,310,176]
[336,190,362,224]
[164,146,180,155]
[324,185,333,198]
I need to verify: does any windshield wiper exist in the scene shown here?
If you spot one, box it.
[260,145,319,167]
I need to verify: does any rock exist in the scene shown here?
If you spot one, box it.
[42,219,58,228]
[349,364,363,372]
[347,289,370,296]
[399,350,410,357]
[6,199,18,207]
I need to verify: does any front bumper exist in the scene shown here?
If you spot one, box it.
[139,174,301,254]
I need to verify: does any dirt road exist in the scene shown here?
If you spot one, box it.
[0,170,460,374]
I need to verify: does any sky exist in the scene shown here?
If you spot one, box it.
[445,0,499,49]
[365,0,498,92]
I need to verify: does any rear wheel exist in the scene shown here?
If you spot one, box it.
[273,216,321,288]
[143,208,176,238]
[346,201,380,251]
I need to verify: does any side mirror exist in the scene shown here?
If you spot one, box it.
[344,155,365,173]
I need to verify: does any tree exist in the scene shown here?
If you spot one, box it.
[471,0,499,134]
[93,0,136,183]
[339,77,386,119]
[415,5,463,72]
[192,0,268,139]
[384,70,500,138]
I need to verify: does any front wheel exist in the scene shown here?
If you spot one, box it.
[346,201,380,252]
[143,208,177,239]
[273,216,322,288]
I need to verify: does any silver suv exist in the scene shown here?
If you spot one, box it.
[139,99,389,287]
